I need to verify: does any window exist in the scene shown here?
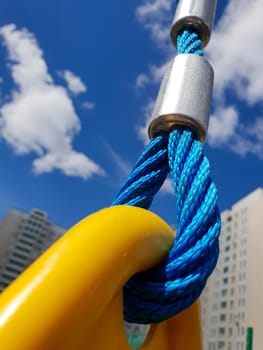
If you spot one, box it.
[220,314,226,321]
[6,266,21,274]
[219,328,225,335]
[221,301,227,308]
[2,273,13,281]
[214,280,220,288]
[225,246,230,252]
[22,232,36,240]
[211,316,217,323]
[222,289,227,297]
[237,342,244,350]
[12,252,27,260]
[239,285,246,294]
[213,291,219,299]
[238,299,245,307]
[218,340,225,349]
[240,312,245,321]
[212,304,218,311]
[0,282,8,290]
[241,238,247,246]
[239,273,246,281]
[240,249,247,257]
[223,278,228,284]
[33,210,45,217]
[9,259,25,268]
[210,329,216,337]
[18,239,33,246]
[240,260,246,269]
[15,245,30,253]
[223,267,229,273]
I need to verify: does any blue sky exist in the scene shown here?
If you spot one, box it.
[0,0,262,229]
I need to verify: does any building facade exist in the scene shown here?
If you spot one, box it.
[201,188,263,350]
[0,208,66,292]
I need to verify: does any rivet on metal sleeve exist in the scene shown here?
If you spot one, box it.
[170,0,217,48]
[148,54,214,143]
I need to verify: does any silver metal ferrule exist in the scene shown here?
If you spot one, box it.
[170,0,217,48]
[148,54,214,143]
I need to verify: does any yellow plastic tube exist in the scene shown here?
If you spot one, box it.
[0,205,202,349]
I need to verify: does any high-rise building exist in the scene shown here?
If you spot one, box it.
[201,188,263,350]
[0,208,66,292]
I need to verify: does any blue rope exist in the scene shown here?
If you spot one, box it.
[112,30,221,324]
[177,30,203,56]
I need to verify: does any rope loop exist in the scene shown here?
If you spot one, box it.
[112,30,221,324]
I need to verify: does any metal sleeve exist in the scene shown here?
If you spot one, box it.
[148,54,214,143]
[170,0,217,48]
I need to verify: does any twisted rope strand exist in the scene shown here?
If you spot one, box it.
[177,29,203,56]
[112,30,221,324]
[112,134,169,208]
[122,129,220,323]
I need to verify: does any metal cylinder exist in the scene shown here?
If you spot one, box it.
[148,54,214,143]
[170,0,217,48]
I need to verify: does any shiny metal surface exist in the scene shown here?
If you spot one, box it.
[170,0,217,48]
[148,54,214,143]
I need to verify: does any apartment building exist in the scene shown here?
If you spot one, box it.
[201,188,263,350]
[0,208,66,292]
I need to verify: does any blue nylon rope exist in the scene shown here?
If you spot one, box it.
[112,30,221,324]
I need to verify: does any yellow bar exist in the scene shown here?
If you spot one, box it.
[0,205,202,350]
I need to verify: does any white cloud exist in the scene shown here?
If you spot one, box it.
[149,62,168,83]
[135,73,150,89]
[161,178,174,194]
[134,0,174,91]
[135,61,168,90]
[135,61,169,141]
[230,118,263,159]
[136,0,171,18]
[208,0,263,105]
[135,0,263,161]
[136,0,176,49]
[206,0,263,153]
[134,1,175,143]
[248,118,263,142]
[208,106,239,146]
[0,24,104,179]
[137,98,155,144]
[103,141,132,181]
[59,69,87,95]
[82,101,95,110]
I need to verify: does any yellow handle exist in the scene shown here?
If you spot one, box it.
[0,205,202,349]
